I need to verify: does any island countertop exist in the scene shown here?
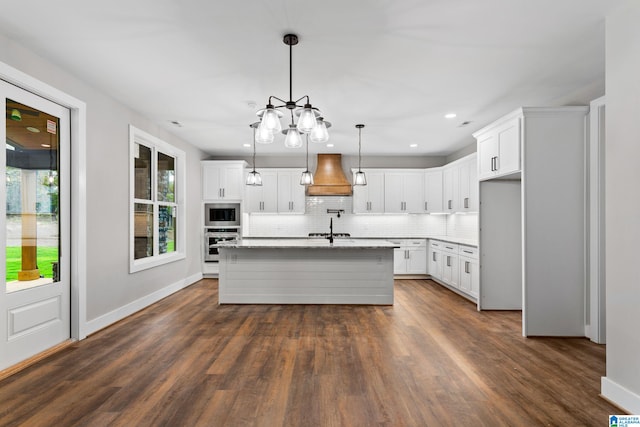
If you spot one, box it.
[217,238,399,249]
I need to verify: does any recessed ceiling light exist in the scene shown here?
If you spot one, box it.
[410,144,418,148]
[41,144,51,148]
[445,113,457,119]
[326,143,334,148]
[242,143,251,148]
[26,127,40,133]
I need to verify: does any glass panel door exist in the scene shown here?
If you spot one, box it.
[5,99,60,293]
[1,80,70,370]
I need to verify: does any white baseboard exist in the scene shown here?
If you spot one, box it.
[602,376,640,414]
[84,272,203,336]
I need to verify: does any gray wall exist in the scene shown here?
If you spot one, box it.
[604,0,640,412]
[0,34,207,323]
[211,154,447,177]
[445,142,476,164]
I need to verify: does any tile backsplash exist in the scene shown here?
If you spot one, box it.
[245,196,477,240]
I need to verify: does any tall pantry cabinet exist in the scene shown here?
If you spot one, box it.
[474,107,589,337]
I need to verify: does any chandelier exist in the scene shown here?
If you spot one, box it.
[255,34,330,147]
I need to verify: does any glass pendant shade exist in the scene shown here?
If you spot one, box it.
[297,105,317,133]
[246,170,262,186]
[309,119,329,143]
[260,106,282,133]
[255,123,275,144]
[284,126,303,148]
[300,170,314,185]
[354,171,367,186]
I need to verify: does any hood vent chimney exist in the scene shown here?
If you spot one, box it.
[306,154,353,196]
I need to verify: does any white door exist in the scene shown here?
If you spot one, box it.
[1,81,70,370]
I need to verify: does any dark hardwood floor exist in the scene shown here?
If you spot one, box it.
[0,279,617,426]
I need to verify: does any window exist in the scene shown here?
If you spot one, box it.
[129,125,185,272]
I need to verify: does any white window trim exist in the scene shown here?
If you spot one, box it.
[129,125,186,273]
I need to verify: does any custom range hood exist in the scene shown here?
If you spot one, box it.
[307,154,353,196]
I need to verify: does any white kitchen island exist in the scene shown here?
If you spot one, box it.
[217,238,398,305]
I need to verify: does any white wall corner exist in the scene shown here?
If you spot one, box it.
[602,376,640,414]
[84,272,203,336]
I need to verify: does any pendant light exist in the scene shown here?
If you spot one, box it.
[353,124,367,186]
[283,111,303,148]
[256,34,330,146]
[309,117,331,143]
[246,122,263,186]
[300,134,314,185]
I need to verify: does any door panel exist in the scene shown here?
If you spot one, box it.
[1,80,70,370]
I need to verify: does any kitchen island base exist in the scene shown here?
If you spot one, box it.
[218,245,394,305]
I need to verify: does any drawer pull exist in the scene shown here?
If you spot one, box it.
[463,250,473,254]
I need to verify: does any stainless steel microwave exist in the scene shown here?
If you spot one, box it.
[204,203,241,227]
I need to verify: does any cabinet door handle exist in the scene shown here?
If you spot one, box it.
[464,197,469,209]
[448,200,452,210]
[446,255,451,267]
[432,252,436,261]
[424,201,428,211]
[465,261,470,274]
[490,157,494,171]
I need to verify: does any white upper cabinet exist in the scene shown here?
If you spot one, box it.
[442,165,459,213]
[245,168,305,214]
[441,153,478,214]
[475,113,521,180]
[352,170,385,213]
[245,169,278,213]
[458,154,478,212]
[423,169,443,213]
[202,161,247,201]
[277,169,306,214]
[384,171,425,213]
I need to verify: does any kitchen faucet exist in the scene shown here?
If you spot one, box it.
[328,217,334,244]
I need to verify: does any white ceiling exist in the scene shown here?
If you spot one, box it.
[0,0,618,156]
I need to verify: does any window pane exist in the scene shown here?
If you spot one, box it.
[134,203,153,259]
[6,99,61,293]
[134,143,152,200]
[158,205,176,254]
[157,152,175,202]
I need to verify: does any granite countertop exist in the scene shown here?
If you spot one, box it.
[242,236,478,247]
[217,238,399,249]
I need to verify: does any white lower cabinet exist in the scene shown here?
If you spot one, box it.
[441,243,459,288]
[429,240,478,302]
[459,246,479,299]
[428,241,443,280]
[392,239,427,274]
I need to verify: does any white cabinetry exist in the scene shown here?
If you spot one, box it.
[384,171,424,213]
[428,241,444,280]
[475,114,521,180]
[423,169,443,213]
[429,239,478,302]
[475,107,589,336]
[458,245,479,299]
[441,153,478,213]
[352,170,385,213]
[442,166,459,213]
[441,243,459,289]
[391,239,427,275]
[202,161,247,201]
[245,169,278,213]
[245,168,305,214]
[458,154,478,212]
[276,169,306,213]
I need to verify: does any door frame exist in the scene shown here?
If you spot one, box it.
[1,61,88,341]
